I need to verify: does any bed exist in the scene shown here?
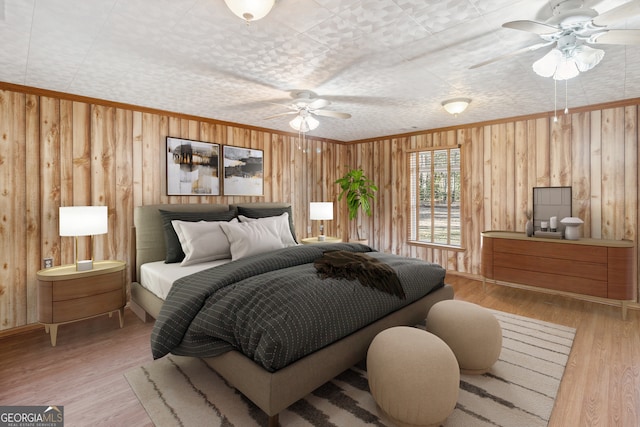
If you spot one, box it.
[129,202,454,426]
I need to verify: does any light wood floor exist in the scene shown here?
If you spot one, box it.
[1,275,639,426]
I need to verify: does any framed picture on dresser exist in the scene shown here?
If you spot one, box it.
[166,137,220,196]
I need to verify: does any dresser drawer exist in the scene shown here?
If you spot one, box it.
[52,270,124,301]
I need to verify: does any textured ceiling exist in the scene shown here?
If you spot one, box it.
[1,0,639,142]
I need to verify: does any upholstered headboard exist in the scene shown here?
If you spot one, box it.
[131,202,292,282]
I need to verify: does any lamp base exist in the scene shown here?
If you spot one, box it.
[317,235,326,241]
[76,260,93,271]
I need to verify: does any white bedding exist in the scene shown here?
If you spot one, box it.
[140,259,231,300]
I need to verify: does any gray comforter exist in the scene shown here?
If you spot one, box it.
[150,243,445,372]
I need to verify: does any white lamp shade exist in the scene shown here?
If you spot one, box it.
[59,206,108,236]
[290,114,319,133]
[310,202,333,220]
[224,0,275,22]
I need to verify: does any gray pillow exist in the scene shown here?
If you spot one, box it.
[159,209,236,263]
[236,206,298,243]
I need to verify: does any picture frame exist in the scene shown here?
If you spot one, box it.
[166,137,220,196]
[223,146,264,196]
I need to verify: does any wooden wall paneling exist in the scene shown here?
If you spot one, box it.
[140,113,158,205]
[157,115,170,205]
[571,112,591,235]
[131,112,143,209]
[59,100,75,263]
[115,108,133,267]
[623,106,637,243]
[91,105,117,261]
[71,102,92,259]
[0,91,27,328]
[526,120,538,212]
[514,120,528,231]
[381,139,392,254]
[483,126,493,233]
[590,110,602,239]
[491,124,507,230]
[25,94,40,324]
[334,144,344,241]
[503,123,515,232]
[305,136,314,233]
[15,92,26,323]
[600,108,626,240]
[550,114,572,187]
[40,97,61,266]
[391,137,404,256]
[262,132,272,203]
[166,116,183,205]
[463,127,481,275]
[535,118,550,186]
[271,134,284,206]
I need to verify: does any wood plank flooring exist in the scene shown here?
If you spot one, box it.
[0,274,638,426]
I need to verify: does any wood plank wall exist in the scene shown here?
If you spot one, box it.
[0,84,638,331]
[344,106,639,304]
[0,88,342,331]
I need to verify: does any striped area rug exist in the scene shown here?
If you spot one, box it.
[125,310,575,427]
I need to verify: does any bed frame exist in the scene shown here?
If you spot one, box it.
[129,203,454,427]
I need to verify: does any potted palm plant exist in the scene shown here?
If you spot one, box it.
[335,168,378,243]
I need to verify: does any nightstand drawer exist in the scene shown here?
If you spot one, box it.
[52,270,124,301]
[52,289,125,323]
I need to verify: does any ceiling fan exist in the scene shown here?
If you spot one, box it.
[264,90,352,133]
[471,0,640,79]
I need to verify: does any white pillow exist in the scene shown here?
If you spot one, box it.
[171,219,237,266]
[237,212,297,247]
[220,219,291,260]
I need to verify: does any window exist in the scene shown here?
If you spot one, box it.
[408,146,461,247]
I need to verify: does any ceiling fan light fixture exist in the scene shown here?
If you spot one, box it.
[532,48,562,78]
[442,98,471,116]
[573,45,604,72]
[289,115,319,133]
[224,0,275,23]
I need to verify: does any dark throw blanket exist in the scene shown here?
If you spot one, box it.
[150,243,446,372]
[314,250,406,299]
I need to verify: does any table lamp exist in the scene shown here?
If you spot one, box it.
[310,202,333,241]
[59,206,108,271]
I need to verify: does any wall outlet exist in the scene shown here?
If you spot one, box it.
[43,258,53,269]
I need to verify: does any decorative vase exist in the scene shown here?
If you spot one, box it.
[526,220,533,237]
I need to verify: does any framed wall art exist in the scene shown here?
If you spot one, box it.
[166,137,220,196]
[223,146,264,196]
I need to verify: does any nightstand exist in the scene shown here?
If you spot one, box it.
[300,237,343,244]
[37,260,126,346]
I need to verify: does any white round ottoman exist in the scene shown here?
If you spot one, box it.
[367,326,459,427]
[426,300,502,374]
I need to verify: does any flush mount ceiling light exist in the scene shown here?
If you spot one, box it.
[442,98,471,116]
[532,34,604,80]
[224,0,275,23]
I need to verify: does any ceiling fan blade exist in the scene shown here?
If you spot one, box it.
[267,102,298,111]
[307,98,330,109]
[590,29,640,44]
[312,110,352,119]
[502,20,559,35]
[263,111,298,120]
[592,0,640,27]
[469,41,554,69]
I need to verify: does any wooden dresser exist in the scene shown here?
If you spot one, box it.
[481,231,635,318]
